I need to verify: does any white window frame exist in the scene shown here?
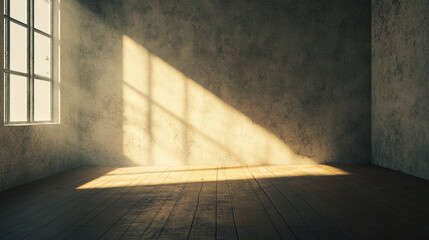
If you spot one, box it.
[3,0,55,125]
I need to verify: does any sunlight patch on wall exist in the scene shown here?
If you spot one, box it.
[122,35,315,166]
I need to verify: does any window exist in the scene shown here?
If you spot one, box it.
[4,0,54,124]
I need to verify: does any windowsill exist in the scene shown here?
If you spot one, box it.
[4,121,60,126]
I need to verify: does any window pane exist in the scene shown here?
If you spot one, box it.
[34,0,51,33]
[34,80,51,121]
[9,74,28,122]
[34,33,51,77]
[10,0,27,23]
[10,22,28,73]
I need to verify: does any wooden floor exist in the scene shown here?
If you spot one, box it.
[1,165,429,240]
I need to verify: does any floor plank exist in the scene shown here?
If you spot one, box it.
[246,166,319,240]
[28,167,164,240]
[118,167,190,240]
[137,166,195,240]
[260,166,348,240]
[242,167,297,239]
[288,165,409,239]
[156,167,206,240]
[224,166,281,239]
[216,166,238,240]
[0,165,429,240]
[313,165,429,238]
[0,167,111,225]
[64,167,171,240]
[1,167,120,239]
[188,167,217,240]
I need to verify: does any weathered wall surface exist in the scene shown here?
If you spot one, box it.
[372,0,429,180]
[79,0,371,166]
[0,0,82,191]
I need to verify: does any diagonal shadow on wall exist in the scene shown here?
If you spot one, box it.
[78,0,371,166]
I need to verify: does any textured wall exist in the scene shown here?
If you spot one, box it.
[79,0,371,166]
[372,0,429,180]
[0,0,82,191]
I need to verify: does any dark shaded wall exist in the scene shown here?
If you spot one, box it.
[372,0,429,180]
[79,0,371,166]
[0,0,83,191]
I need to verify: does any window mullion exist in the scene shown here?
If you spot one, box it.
[33,28,50,37]
[5,0,10,123]
[8,17,28,28]
[50,0,53,122]
[28,0,34,123]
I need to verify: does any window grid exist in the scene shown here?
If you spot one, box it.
[3,0,53,124]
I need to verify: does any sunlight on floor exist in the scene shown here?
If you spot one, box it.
[76,165,350,189]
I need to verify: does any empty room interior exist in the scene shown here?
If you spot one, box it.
[1,0,428,239]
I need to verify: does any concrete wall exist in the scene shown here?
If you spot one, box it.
[0,0,82,191]
[79,0,371,166]
[372,0,429,180]
[4,0,429,189]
